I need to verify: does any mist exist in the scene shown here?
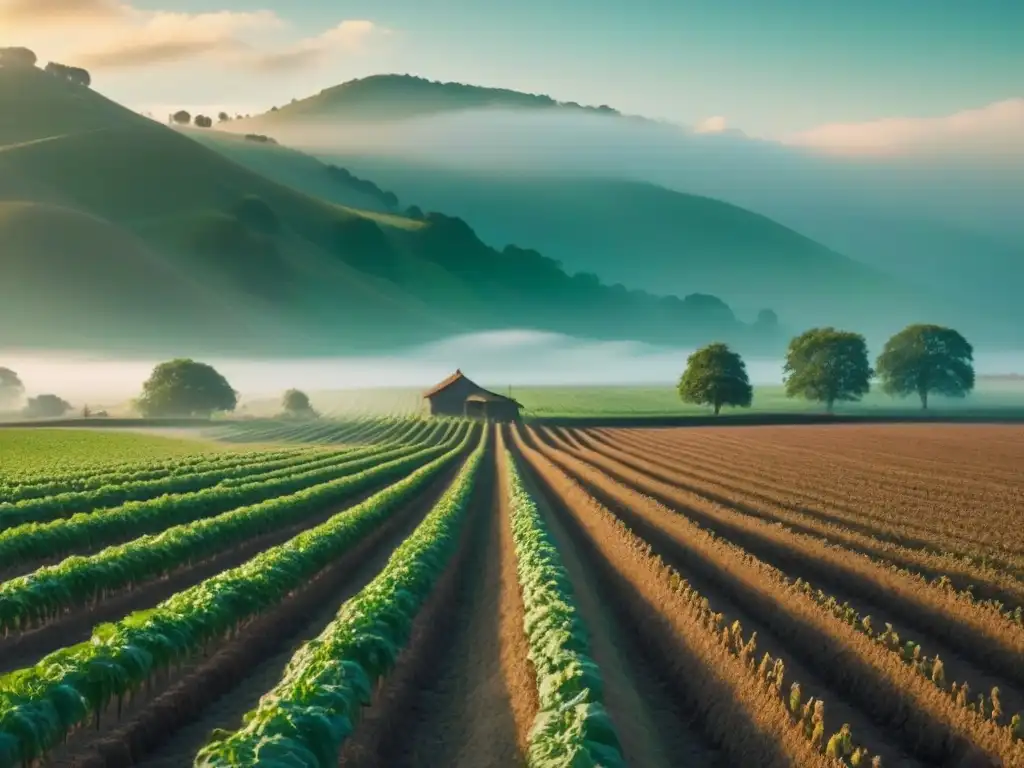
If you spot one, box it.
[243,107,1024,244]
[4,330,1023,409]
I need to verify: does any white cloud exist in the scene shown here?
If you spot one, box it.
[0,0,384,72]
[693,115,727,134]
[785,98,1024,157]
[247,20,384,72]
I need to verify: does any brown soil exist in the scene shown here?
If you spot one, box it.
[41,460,466,768]
[509,426,723,768]
[340,428,538,768]
[0,475,407,674]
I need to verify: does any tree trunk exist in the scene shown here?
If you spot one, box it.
[826,398,835,414]
[920,389,929,410]
[714,402,721,415]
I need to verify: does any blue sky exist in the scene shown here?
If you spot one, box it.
[2,0,1022,137]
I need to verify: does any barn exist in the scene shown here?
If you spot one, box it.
[422,370,523,421]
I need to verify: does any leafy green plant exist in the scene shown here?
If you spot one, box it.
[504,450,625,768]
[194,428,488,767]
[0,426,475,764]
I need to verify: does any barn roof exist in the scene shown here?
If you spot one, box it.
[422,369,468,398]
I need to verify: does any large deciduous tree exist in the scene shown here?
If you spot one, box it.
[784,327,872,412]
[136,359,237,418]
[678,343,753,415]
[23,394,72,419]
[875,324,974,410]
[0,367,25,408]
[281,389,317,419]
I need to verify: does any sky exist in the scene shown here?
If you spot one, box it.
[1,0,1021,141]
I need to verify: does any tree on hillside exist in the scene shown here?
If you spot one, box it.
[0,47,37,68]
[678,342,753,415]
[218,112,230,122]
[44,62,90,86]
[876,324,975,410]
[194,114,213,128]
[136,359,237,418]
[0,367,25,409]
[281,389,317,419]
[172,110,191,125]
[784,327,872,412]
[23,394,72,419]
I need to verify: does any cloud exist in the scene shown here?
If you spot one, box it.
[786,98,1024,157]
[0,0,123,24]
[693,115,727,134]
[247,20,383,72]
[73,9,281,69]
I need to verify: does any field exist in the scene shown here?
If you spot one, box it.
[238,379,1024,419]
[0,419,1022,767]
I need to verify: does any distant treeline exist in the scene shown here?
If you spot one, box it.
[325,164,399,210]
[0,47,91,87]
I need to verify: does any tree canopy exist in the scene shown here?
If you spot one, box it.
[136,359,237,418]
[0,367,25,408]
[876,324,974,409]
[783,327,872,412]
[23,394,71,419]
[172,110,191,125]
[678,342,753,415]
[281,389,317,419]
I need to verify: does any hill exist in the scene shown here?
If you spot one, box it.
[232,75,919,335]
[0,65,758,355]
[253,74,624,124]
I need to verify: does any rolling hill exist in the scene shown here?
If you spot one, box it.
[231,75,923,335]
[0,64,759,355]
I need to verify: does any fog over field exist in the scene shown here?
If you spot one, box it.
[5,330,1024,405]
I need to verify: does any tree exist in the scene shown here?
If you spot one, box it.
[281,389,317,419]
[0,367,24,408]
[678,342,753,415]
[194,114,213,128]
[44,61,90,86]
[218,112,230,122]
[136,359,237,418]
[172,110,191,125]
[784,327,872,412]
[23,394,72,419]
[0,47,37,68]
[876,324,974,410]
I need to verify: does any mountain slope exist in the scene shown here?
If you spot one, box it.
[233,75,920,335]
[0,65,755,355]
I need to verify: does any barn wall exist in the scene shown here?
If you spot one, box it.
[427,378,485,417]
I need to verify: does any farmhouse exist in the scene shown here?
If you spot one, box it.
[423,369,523,421]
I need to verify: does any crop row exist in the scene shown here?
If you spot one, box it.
[546,430,1024,685]
[0,425,476,765]
[524,429,1024,765]
[509,429,838,767]
[0,427,465,636]
[0,422,459,573]
[504,449,625,768]
[0,448,361,528]
[583,429,1024,609]
[193,427,488,766]
[0,447,311,503]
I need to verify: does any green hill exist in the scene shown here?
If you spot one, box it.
[230,75,918,333]
[253,74,623,124]
[0,65,756,355]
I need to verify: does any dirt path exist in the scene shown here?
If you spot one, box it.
[0,475,407,674]
[510,427,722,767]
[41,462,466,768]
[349,428,536,768]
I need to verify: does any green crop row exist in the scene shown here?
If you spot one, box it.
[0,448,316,504]
[0,448,367,528]
[193,428,489,767]
[504,450,625,768]
[0,425,476,765]
[0,424,456,572]
[0,426,465,635]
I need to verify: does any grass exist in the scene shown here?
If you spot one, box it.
[0,428,222,476]
[239,380,1024,420]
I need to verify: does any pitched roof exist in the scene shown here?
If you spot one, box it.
[422,369,468,398]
